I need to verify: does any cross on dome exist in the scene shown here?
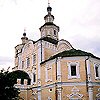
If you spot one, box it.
[23,28,26,37]
[48,0,50,7]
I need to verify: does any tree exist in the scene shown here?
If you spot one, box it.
[0,69,19,100]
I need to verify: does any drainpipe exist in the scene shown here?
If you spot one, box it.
[55,57,62,100]
[85,56,89,92]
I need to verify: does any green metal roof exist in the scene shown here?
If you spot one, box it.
[41,49,100,64]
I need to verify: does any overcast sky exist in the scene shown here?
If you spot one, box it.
[0,0,100,70]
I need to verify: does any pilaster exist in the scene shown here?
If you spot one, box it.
[88,85,93,100]
[57,57,61,82]
[56,86,62,100]
[86,59,92,82]
[38,88,41,100]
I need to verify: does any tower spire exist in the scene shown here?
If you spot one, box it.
[21,28,28,44]
[39,1,59,41]
[23,28,26,37]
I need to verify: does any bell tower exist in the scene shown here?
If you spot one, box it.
[39,4,59,41]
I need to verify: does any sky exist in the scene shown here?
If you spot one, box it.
[0,0,100,70]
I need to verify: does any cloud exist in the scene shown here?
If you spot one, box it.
[0,0,100,69]
[0,56,14,70]
[69,35,100,57]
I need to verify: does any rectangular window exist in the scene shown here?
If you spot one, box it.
[27,57,30,67]
[33,73,36,83]
[33,54,36,64]
[45,65,52,82]
[67,62,80,79]
[48,67,52,81]
[54,30,56,35]
[95,66,99,77]
[95,64,99,78]
[22,61,24,69]
[71,65,76,76]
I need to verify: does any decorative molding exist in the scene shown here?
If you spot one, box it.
[90,57,100,63]
[45,65,48,82]
[86,59,92,82]
[62,82,86,86]
[57,39,73,53]
[42,40,57,51]
[41,82,86,89]
[37,44,41,86]
[67,86,83,99]
[45,64,52,82]
[45,59,56,65]
[48,97,52,100]
[38,88,41,100]
[32,89,37,96]
[62,56,86,61]
[96,88,100,98]
[22,41,33,54]
[88,86,93,100]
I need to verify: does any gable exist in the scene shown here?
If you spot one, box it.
[57,39,73,53]
[22,40,34,55]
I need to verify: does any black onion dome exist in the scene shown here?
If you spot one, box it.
[47,6,52,12]
[23,32,26,37]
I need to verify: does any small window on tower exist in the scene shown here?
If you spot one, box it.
[54,30,56,35]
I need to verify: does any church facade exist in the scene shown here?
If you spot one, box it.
[13,5,100,100]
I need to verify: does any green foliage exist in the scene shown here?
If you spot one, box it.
[0,70,19,100]
[9,70,31,85]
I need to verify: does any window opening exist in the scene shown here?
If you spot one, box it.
[95,65,99,77]
[33,73,36,83]
[22,61,24,68]
[33,54,36,64]
[54,30,56,35]
[71,65,76,76]
[27,57,30,67]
